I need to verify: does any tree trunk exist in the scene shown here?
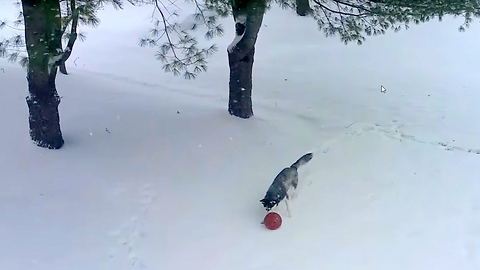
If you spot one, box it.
[59,0,79,76]
[227,0,266,119]
[228,47,255,118]
[296,0,312,16]
[22,0,64,149]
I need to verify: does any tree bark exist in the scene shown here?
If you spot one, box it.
[22,0,64,149]
[59,0,79,76]
[296,0,312,16]
[228,47,255,118]
[227,0,266,119]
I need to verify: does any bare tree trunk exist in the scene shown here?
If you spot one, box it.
[22,0,64,149]
[228,47,255,118]
[296,0,312,16]
[227,0,266,119]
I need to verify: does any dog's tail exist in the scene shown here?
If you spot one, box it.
[291,152,313,169]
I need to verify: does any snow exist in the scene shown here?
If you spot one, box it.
[227,15,247,53]
[1,2,480,270]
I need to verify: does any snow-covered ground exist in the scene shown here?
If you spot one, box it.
[1,1,480,270]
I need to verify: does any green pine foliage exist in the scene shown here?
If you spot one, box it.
[0,0,121,67]
[306,0,480,45]
[138,0,225,79]
[3,0,480,77]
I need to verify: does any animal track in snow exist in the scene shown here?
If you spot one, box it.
[108,183,157,268]
[311,122,377,155]
[344,120,480,156]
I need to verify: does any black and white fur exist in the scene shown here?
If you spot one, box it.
[260,153,313,215]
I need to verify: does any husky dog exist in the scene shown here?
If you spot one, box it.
[260,153,313,215]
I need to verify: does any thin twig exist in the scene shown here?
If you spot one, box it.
[345,121,357,128]
[336,1,348,34]
[312,0,367,17]
[192,0,208,25]
[154,0,181,61]
[166,0,181,10]
[157,0,175,18]
[332,0,371,13]
[319,4,334,28]
[3,24,23,31]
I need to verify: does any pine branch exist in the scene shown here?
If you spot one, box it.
[57,0,79,66]
[154,0,181,62]
[312,0,367,17]
[192,0,208,25]
[332,0,372,13]
[336,1,348,35]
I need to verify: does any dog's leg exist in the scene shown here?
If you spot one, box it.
[291,175,299,199]
[285,200,291,217]
[292,174,298,189]
[290,189,298,199]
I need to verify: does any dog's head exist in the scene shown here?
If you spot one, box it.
[260,198,279,211]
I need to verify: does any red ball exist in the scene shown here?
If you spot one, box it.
[264,212,282,230]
